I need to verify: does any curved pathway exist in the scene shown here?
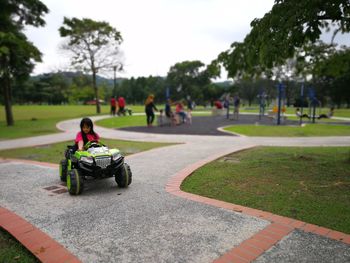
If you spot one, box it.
[0,115,349,263]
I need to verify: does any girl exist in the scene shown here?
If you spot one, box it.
[145,94,158,127]
[75,117,100,150]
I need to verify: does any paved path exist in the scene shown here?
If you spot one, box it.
[0,115,349,263]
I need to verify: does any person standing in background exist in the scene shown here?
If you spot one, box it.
[145,94,158,127]
[233,94,241,120]
[110,96,116,116]
[117,96,126,115]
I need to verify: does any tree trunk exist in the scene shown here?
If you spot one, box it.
[92,71,100,114]
[2,75,14,126]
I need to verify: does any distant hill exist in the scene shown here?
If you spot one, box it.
[213,80,233,88]
[31,71,231,87]
[31,71,126,87]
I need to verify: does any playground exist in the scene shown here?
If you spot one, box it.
[119,114,350,136]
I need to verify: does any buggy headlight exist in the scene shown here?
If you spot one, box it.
[112,153,122,161]
[81,156,93,164]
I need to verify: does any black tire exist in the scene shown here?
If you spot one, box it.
[67,169,84,195]
[115,163,132,188]
[59,159,68,182]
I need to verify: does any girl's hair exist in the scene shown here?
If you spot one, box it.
[145,94,154,105]
[80,117,96,145]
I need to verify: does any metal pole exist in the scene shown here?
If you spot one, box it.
[277,83,282,125]
[113,66,117,97]
[299,83,304,126]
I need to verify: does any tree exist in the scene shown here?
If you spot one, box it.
[313,47,350,107]
[217,0,350,79]
[0,0,48,125]
[59,17,123,113]
[166,61,213,102]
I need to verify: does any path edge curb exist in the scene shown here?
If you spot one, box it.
[0,206,81,263]
[165,146,350,262]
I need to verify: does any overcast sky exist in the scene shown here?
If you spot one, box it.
[25,0,349,80]
[25,0,277,79]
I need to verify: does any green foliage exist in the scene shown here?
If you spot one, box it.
[0,0,49,125]
[59,17,123,113]
[59,17,123,72]
[217,0,350,78]
[313,47,350,107]
[166,60,214,103]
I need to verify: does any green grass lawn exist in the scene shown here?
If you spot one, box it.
[0,105,107,140]
[0,228,39,263]
[181,146,350,234]
[96,115,146,128]
[0,138,175,163]
[223,124,350,136]
[0,104,151,139]
[0,105,349,139]
[240,105,350,118]
[0,118,63,139]
[286,115,348,123]
[0,104,180,139]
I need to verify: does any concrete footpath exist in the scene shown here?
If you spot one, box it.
[0,115,349,263]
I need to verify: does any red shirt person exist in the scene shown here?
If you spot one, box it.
[110,97,117,116]
[117,96,126,115]
[214,100,223,109]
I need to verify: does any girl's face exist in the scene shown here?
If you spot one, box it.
[82,124,91,134]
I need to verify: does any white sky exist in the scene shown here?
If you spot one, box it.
[25,0,349,80]
[25,0,277,79]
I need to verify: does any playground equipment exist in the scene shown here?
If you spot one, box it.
[270,83,287,125]
[257,91,268,120]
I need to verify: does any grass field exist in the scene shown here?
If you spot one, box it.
[0,105,349,139]
[0,228,39,263]
[96,115,146,129]
[181,146,350,234]
[0,104,209,139]
[223,124,350,136]
[0,138,175,163]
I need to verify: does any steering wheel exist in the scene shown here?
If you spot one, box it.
[84,141,101,149]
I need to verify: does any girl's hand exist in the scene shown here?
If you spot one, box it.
[78,140,84,151]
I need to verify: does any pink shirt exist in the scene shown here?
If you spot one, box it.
[175,103,184,113]
[75,132,100,144]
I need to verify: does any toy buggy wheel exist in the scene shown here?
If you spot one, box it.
[59,159,68,182]
[67,169,84,195]
[115,163,132,188]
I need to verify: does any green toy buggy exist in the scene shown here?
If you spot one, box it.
[59,141,132,195]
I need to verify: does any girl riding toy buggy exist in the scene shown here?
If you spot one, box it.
[59,141,132,195]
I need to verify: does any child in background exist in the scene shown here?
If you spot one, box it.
[75,117,100,151]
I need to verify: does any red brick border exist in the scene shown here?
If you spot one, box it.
[166,149,350,262]
[0,207,80,263]
[0,158,80,262]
